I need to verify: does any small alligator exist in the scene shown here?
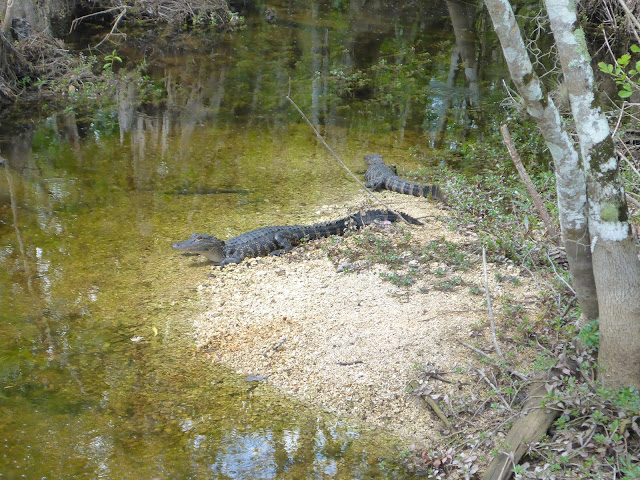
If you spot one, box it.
[172,209,422,266]
[364,153,446,202]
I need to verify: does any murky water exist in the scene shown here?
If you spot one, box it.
[1,1,507,478]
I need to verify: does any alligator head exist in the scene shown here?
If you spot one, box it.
[364,153,385,166]
[172,233,225,263]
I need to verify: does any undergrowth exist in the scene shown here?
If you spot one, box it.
[384,167,640,479]
[318,163,640,478]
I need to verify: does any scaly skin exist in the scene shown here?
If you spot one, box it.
[364,153,446,202]
[172,209,422,266]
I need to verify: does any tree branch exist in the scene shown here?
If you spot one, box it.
[285,86,412,224]
[501,124,560,243]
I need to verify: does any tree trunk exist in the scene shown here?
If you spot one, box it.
[545,0,640,389]
[484,0,599,322]
[2,0,14,35]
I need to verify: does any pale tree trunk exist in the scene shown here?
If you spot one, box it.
[431,0,479,148]
[2,0,14,35]
[545,0,640,389]
[447,0,479,105]
[484,0,599,322]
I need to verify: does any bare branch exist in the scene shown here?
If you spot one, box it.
[95,7,128,48]
[456,339,528,381]
[615,0,640,44]
[70,7,125,33]
[501,124,560,243]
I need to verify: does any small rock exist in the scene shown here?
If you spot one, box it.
[244,373,270,382]
[336,263,353,273]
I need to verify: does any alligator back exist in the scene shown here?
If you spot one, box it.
[223,209,421,264]
[223,222,345,263]
[364,153,446,202]
[174,209,422,266]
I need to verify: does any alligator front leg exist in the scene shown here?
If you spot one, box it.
[366,180,385,191]
[219,256,244,266]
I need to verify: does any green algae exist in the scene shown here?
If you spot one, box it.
[0,1,516,477]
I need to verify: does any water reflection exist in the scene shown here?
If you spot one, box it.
[0,1,509,478]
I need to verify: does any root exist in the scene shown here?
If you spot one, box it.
[0,32,31,104]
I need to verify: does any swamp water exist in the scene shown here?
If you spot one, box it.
[1,1,508,478]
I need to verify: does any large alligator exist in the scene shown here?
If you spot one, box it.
[364,153,446,202]
[172,209,422,266]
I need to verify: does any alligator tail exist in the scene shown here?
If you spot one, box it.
[298,209,421,244]
[385,176,445,202]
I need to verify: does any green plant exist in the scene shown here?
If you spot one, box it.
[578,319,599,351]
[434,277,462,292]
[18,76,32,88]
[103,49,123,72]
[380,271,417,287]
[621,456,640,479]
[598,45,640,98]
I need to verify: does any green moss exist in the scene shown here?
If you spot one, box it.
[600,202,621,222]
[573,28,590,59]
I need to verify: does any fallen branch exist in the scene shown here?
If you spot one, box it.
[285,83,412,224]
[477,368,511,410]
[70,6,125,33]
[419,395,453,431]
[419,308,487,322]
[456,339,527,381]
[501,124,560,243]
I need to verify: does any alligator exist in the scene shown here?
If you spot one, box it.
[364,153,446,202]
[172,209,422,266]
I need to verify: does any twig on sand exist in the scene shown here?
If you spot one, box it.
[419,395,453,431]
[483,247,505,362]
[456,339,527,381]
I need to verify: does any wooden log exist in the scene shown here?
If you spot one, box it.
[482,380,560,480]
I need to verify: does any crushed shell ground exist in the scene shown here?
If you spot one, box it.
[184,193,542,444]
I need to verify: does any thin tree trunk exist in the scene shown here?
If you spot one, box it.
[2,0,14,35]
[545,0,640,389]
[484,0,599,322]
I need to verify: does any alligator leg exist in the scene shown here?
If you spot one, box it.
[269,233,298,256]
[365,180,385,191]
[220,256,244,266]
